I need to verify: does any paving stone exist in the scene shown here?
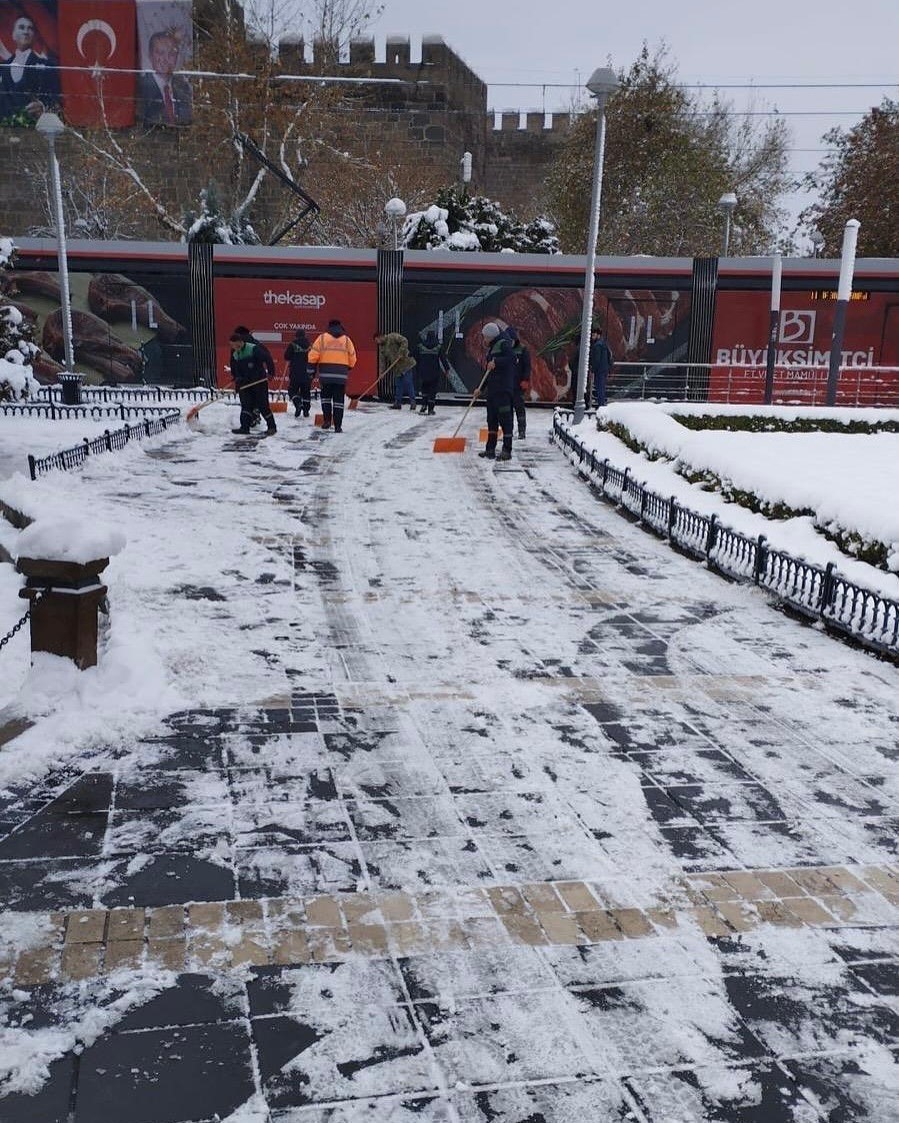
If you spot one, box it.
[65,910,106,944]
[754,869,807,897]
[104,939,143,971]
[818,866,869,894]
[347,922,389,955]
[188,901,226,930]
[389,922,432,956]
[785,867,841,896]
[14,945,59,986]
[645,907,679,931]
[721,870,778,900]
[424,919,470,952]
[226,900,264,923]
[688,906,732,938]
[817,893,860,921]
[458,916,511,948]
[500,912,548,946]
[537,910,584,944]
[486,885,529,915]
[272,930,311,965]
[609,908,654,938]
[107,907,145,942]
[754,899,803,928]
[575,910,624,942]
[714,900,758,933]
[61,942,102,980]
[146,936,187,972]
[787,896,839,925]
[555,881,600,912]
[522,881,566,912]
[306,926,351,961]
[147,904,185,938]
[230,936,270,967]
[378,891,416,921]
[341,893,382,925]
[687,872,739,902]
[861,866,899,897]
[304,895,342,927]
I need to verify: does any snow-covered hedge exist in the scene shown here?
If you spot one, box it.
[403,186,559,253]
[0,241,39,402]
[597,402,899,573]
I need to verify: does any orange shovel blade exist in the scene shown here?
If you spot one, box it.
[271,401,288,413]
[348,398,359,410]
[433,436,467,454]
[314,414,325,427]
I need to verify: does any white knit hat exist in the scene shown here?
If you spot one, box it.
[481,322,501,341]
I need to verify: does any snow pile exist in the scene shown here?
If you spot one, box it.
[598,402,899,573]
[0,238,13,268]
[16,518,126,564]
[403,186,560,254]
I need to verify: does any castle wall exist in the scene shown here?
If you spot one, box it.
[0,34,566,240]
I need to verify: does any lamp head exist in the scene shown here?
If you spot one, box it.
[36,111,65,139]
[718,191,738,213]
[585,67,619,99]
[384,197,407,220]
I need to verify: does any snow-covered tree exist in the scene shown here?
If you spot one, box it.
[184,183,260,244]
[0,239,40,402]
[547,45,791,256]
[800,100,899,257]
[402,185,560,253]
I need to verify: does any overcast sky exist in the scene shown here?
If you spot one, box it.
[368,0,899,240]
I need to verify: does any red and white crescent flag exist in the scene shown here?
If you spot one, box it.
[58,0,136,127]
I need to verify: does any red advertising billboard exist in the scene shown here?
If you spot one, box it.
[213,277,377,396]
[710,289,899,406]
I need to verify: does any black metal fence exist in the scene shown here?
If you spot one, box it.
[27,411,182,480]
[552,412,899,658]
[4,401,185,421]
[36,385,291,406]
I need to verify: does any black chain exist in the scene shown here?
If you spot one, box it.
[0,590,44,654]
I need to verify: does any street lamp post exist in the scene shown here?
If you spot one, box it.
[718,192,737,257]
[36,111,75,374]
[384,197,406,252]
[810,230,825,258]
[826,218,861,406]
[572,65,619,426]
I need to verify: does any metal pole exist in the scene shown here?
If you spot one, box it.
[763,254,782,405]
[826,219,860,406]
[722,210,732,256]
[573,92,609,426]
[46,134,75,374]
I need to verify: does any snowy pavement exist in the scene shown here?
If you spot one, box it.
[0,402,898,1122]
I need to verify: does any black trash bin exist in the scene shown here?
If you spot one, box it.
[60,374,83,405]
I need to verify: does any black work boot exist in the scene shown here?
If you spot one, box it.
[389,403,401,410]
[496,449,512,461]
[232,427,251,434]
[478,449,495,459]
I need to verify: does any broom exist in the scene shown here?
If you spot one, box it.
[348,355,404,411]
[433,369,491,454]
[186,377,269,429]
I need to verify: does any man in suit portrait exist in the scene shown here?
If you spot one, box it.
[138,29,192,126]
[0,14,59,125]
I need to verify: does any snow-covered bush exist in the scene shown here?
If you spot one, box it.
[183,183,259,245]
[0,239,39,402]
[402,186,559,254]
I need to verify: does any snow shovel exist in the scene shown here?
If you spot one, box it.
[433,369,490,454]
[186,377,268,429]
[348,355,403,410]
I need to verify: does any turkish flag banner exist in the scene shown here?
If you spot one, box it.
[58,0,136,127]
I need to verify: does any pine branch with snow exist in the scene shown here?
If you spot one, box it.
[402,186,560,253]
[183,183,260,246]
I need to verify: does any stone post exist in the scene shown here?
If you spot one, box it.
[16,556,109,670]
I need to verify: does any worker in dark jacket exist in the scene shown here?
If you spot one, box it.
[229,329,276,436]
[589,326,615,407]
[478,322,515,461]
[234,325,275,425]
[284,330,312,417]
[503,325,531,439]
[309,319,357,432]
[414,331,448,414]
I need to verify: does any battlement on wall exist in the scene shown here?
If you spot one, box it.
[276,34,486,97]
[489,110,573,136]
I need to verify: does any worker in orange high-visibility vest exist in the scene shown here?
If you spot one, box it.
[308,319,357,432]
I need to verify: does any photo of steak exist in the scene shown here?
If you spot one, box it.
[6,271,62,302]
[88,274,185,342]
[43,309,144,381]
